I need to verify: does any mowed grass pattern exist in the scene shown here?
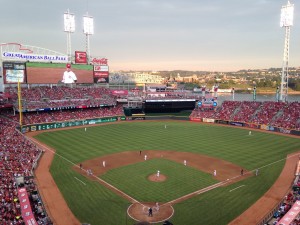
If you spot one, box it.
[101,158,217,202]
[35,121,300,225]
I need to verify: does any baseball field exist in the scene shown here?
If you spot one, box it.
[32,121,300,225]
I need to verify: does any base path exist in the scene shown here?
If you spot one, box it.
[27,134,81,225]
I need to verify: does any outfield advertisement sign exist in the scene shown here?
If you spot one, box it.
[203,118,215,123]
[20,116,126,133]
[190,117,202,122]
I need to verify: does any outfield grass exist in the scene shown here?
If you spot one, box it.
[35,121,300,225]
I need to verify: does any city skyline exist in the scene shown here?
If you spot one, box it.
[1,0,300,72]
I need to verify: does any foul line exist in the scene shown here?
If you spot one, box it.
[74,177,86,185]
[229,185,245,192]
[163,152,300,207]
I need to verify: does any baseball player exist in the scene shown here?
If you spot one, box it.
[62,63,77,84]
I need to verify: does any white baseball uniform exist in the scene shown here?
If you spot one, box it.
[62,70,77,83]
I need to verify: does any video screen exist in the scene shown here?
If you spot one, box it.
[26,62,93,84]
[3,62,26,84]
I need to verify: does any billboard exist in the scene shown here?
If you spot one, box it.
[3,62,26,83]
[75,51,87,64]
[26,62,93,84]
[92,58,109,83]
[94,71,109,83]
[2,51,68,63]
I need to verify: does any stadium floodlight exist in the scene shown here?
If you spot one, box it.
[83,16,94,35]
[279,1,294,102]
[83,15,94,63]
[64,10,75,62]
[64,12,75,33]
[280,1,294,27]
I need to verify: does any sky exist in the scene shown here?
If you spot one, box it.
[1,0,300,72]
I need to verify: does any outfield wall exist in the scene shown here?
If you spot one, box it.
[20,116,126,133]
[190,117,300,136]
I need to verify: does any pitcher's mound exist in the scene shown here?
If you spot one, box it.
[128,202,174,223]
[148,174,167,182]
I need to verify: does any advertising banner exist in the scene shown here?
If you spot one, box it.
[244,123,260,129]
[21,116,126,133]
[94,71,109,83]
[230,122,244,127]
[203,118,215,123]
[278,201,300,225]
[91,58,109,83]
[260,124,268,130]
[94,65,109,71]
[18,188,37,225]
[190,118,202,122]
[3,62,26,83]
[291,130,300,136]
[111,90,128,95]
[75,51,87,64]
[3,52,67,63]
[278,127,291,134]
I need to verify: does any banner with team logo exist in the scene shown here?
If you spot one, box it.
[75,51,87,64]
[278,201,300,225]
[18,188,37,225]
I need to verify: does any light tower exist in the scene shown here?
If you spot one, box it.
[279,1,294,102]
[64,10,75,62]
[83,14,94,64]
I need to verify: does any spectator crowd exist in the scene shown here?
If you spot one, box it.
[190,100,300,131]
[0,117,51,224]
[1,85,299,225]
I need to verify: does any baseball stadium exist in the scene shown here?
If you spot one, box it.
[0,42,300,225]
